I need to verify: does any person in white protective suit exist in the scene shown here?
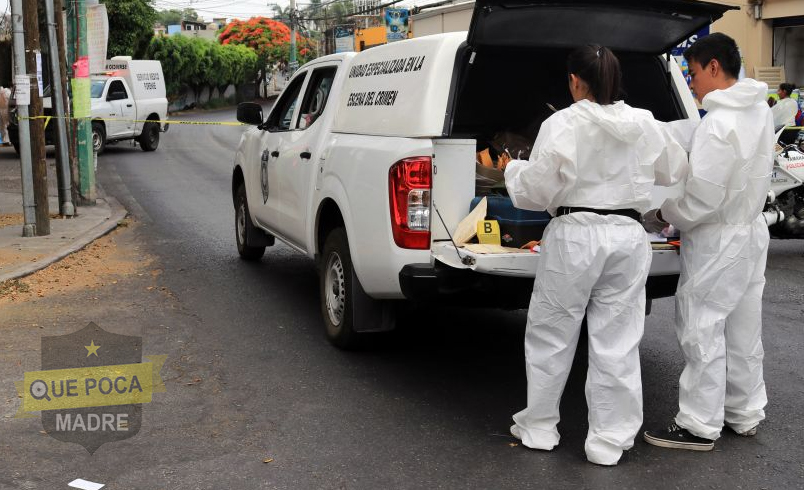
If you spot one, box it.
[504,45,688,466]
[771,82,798,131]
[642,33,774,451]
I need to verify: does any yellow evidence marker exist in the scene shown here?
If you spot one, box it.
[477,220,501,245]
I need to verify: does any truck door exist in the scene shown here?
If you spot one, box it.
[274,64,338,248]
[251,71,309,233]
[105,80,135,138]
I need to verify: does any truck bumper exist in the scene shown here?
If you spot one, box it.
[399,262,679,310]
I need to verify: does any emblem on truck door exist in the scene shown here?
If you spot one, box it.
[260,149,270,203]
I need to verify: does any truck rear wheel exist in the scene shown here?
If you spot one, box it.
[139,121,159,152]
[320,227,363,349]
[235,183,266,261]
[92,122,106,154]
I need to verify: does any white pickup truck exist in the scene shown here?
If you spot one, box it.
[232,0,734,348]
[8,57,168,155]
[89,58,168,154]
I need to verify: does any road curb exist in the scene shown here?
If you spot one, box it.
[0,196,129,284]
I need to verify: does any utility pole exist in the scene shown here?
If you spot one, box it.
[289,0,297,72]
[67,0,94,204]
[24,0,51,235]
[323,7,329,56]
[54,0,80,208]
[44,0,74,217]
[10,0,36,237]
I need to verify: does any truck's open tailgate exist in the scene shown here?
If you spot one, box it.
[431,241,680,278]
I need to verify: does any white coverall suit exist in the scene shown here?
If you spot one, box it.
[771,96,797,130]
[505,99,687,465]
[660,78,774,441]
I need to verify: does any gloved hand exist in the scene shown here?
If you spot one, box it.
[642,208,668,234]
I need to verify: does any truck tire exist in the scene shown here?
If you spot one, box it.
[91,122,106,154]
[138,121,159,152]
[235,183,266,261]
[320,227,366,349]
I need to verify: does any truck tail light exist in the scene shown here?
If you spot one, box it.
[389,157,432,249]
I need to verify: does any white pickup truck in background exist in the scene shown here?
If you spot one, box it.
[231,0,734,349]
[90,58,168,154]
[7,57,168,155]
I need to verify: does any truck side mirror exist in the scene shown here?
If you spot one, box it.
[237,103,264,126]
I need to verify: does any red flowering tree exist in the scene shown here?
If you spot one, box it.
[219,17,316,88]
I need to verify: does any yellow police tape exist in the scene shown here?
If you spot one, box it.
[19,114,246,128]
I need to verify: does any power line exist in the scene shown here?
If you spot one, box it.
[299,0,404,22]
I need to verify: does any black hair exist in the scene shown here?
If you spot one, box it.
[779,83,796,95]
[683,32,741,80]
[566,45,622,105]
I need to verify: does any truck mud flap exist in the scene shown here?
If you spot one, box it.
[352,269,396,333]
[246,225,275,248]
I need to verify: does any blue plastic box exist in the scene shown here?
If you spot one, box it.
[470,195,552,247]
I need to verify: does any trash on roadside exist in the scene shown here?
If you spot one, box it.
[263,458,274,463]
[68,479,105,490]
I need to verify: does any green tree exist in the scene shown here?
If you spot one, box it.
[271,5,293,25]
[329,0,355,25]
[156,9,182,26]
[146,34,189,98]
[156,7,198,26]
[147,35,257,101]
[208,43,258,99]
[300,0,354,32]
[186,37,212,102]
[102,0,157,58]
[182,8,199,21]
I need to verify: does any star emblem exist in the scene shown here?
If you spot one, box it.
[85,340,100,357]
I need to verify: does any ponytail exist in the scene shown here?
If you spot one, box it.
[567,45,623,105]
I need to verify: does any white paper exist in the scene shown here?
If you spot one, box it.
[87,5,109,75]
[36,51,43,97]
[68,479,105,490]
[647,232,668,243]
[453,197,487,245]
[14,74,30,105]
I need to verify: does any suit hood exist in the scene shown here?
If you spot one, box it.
[569,100,643,143]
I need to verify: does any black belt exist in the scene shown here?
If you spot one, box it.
[556,206,641,222]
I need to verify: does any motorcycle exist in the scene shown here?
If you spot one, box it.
[763,129,804,238]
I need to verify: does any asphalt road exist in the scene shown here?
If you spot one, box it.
[3,105,803,489]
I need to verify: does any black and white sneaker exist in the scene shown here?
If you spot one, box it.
[643,423,715,451]
[731,425,758,437]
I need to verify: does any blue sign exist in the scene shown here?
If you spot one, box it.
[671,27,709,56]
[385,8,409,43]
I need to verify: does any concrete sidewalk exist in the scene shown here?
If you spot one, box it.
[0,146,127,283]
